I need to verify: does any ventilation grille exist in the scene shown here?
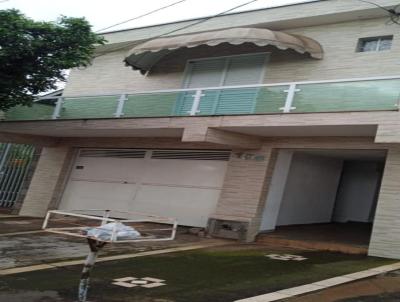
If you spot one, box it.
[79,149,146,158]
[79,149,231,160]
[151,150,231,161]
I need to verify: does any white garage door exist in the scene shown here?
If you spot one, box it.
[59,149,230,227]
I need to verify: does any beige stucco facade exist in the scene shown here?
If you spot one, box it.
[19,147,73,217]
[64,17,400,97]
[4,0,400,258]
[368,147,400,259]
[15,135,400,257]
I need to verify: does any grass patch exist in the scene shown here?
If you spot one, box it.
[0,247,396,302]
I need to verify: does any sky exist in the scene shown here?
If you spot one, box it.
[1,0,313,91]
[1,0,313,32]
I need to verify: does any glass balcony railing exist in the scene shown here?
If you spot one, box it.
[60,96,118,119]
[124,92,183,118]
[292,79,400,113]
[3,77,400,121]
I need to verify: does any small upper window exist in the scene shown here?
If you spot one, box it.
[357,36,393,52]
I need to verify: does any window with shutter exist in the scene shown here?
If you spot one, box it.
[183,58,226,88]
[174,53,268,116]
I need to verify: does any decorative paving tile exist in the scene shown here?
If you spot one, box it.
[112,276,166,289]
[114,277,137,282]
[265,254,308,261]
[142,277,165,283]
[112,281,138,288]
[142,282,166,288]
[131,280,148,285]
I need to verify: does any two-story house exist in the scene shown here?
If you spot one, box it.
[2,0,400,259]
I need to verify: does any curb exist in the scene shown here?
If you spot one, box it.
[235,262,400,302]
[0,241,226,276]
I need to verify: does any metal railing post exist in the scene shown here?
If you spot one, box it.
[280,84,300,113]
[52,97,64,119]
[114,94,127,118]
[0,143,11,174]
[189,89,204,116]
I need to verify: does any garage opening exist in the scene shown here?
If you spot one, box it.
[258,149,386,253]
[59,149,230,228]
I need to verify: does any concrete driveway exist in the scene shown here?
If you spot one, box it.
[0,216,221,269]
[0,216,399,302]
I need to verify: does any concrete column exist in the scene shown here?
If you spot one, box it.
[19,147,72,217]
[210,145,278,241]
[259,150,294,231]
[11,147,42,215]
[369,146,400,259]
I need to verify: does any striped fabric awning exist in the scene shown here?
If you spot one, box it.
[124,27,324,74]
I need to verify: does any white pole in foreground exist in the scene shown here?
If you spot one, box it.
[78,211,110,302]
[78,239,106,302]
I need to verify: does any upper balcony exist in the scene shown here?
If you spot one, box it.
[3,76,400,122]
[2,5,400,147]
[3,26,400,123]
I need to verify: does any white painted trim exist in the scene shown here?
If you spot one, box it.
[52,75,400,100]
[186,52,270,64]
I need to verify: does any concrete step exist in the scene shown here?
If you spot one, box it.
[257,235,368,255]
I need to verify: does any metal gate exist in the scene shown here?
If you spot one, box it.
[0,143,35,208]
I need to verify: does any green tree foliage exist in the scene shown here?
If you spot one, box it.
[0,9,105,111]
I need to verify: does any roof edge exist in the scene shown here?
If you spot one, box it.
[97,0,325,35]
